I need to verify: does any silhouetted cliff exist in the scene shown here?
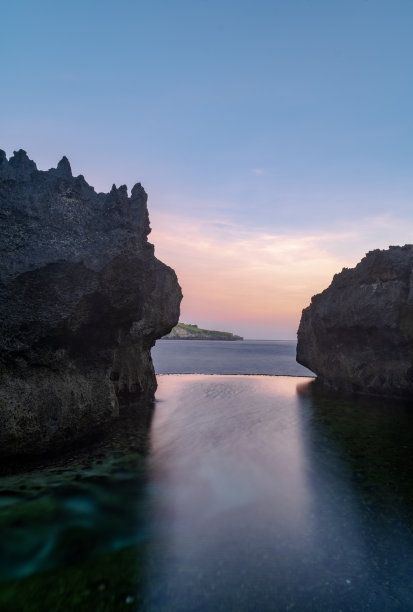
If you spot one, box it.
[0,150,182,455]
[297,245,413,397]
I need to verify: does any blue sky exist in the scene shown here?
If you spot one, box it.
[2,1,413,337]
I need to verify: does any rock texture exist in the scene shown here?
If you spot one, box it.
[0,149,182,455]
[297,245,413,397]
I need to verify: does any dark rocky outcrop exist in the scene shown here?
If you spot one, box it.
[0,149,182,455]
[297,245,413,397]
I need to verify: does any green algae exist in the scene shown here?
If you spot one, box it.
[0,545,145,612]
[301,381,413,514]
[0,400,153,604]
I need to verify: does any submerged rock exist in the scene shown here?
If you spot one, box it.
[297,245,413,397]
[0,149,182,455]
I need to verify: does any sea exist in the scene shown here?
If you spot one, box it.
[2,339,413,611]
[151,338,314,376]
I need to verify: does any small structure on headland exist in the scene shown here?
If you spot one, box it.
[297,245,413,397]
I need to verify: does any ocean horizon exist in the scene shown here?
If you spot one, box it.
[152,338,315,377]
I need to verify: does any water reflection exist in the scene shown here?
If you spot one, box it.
[296,380,413,609]
[2,375,413,610]
[143,375,413,611]
[145,375,317,610]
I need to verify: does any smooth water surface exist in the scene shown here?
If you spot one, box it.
[152,339,314,376]
[144,375,413,611]
[2,373,413,610]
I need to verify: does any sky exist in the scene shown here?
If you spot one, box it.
[2,0,413,338]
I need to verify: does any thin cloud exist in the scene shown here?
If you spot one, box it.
[149,209,413,338]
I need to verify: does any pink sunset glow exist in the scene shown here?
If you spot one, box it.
[150,210,413,339]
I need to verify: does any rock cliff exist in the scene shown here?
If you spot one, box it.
[297,245,413,397]
[0,150,182,455]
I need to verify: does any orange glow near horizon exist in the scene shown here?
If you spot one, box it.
[149,211,360,338]
[149,210,413,338]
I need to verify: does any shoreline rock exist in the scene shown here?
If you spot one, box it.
[297,245,413,397]
[0,150,182,456]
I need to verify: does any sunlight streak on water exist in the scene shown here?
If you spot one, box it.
[142,375,413,611]
[149,376,312,537]
[2,374,413,610]
[144,377,332,609]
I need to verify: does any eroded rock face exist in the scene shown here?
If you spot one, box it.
[297,245,413,397]
[0,150,182,455]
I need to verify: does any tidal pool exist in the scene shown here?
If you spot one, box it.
[1,375,413,611]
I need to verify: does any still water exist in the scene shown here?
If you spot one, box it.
[1,343,413,610]
[151,339,314,376]
[144,375,413,611]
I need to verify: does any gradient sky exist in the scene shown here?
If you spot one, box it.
[2,0,413,338]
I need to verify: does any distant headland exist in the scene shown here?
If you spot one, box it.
[163,323,243,341]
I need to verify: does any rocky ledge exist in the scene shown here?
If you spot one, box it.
[0,150,182,456]
[297,245,413,397]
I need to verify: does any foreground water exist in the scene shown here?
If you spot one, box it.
[145,376,413,611]
[2,348,413,609]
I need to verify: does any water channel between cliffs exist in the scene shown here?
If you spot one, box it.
[2,371,413,610]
